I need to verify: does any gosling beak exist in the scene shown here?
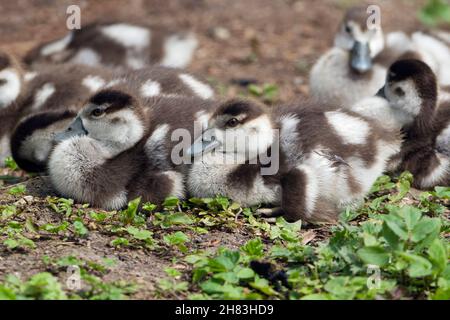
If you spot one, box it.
[350,41,372,74]
[376,85,386,99]
[54,117,88,142]
[187,132,221,157]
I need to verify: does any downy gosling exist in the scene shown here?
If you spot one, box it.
[310,6,450,106]
[375,59,449,188]
[48,84,217,210]
[11,65,214,172]
[187,99,401,223]
[24,21,198,70]
[0,50,114,166]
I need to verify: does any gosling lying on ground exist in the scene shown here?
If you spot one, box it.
[0,50,114,166]
[310,6,450,106]
[377,60,449,188]
[11,65,214,172]
[48,86,218,210]
[24,21,198,70]
[187,99,401,223]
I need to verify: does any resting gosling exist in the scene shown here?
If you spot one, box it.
[376,59,449,188]
[11,65,214,172]
[310,6,450,106]
[24,21,198,70]
[309,6,386,106]
[48,88,217,210]
[0,50,114,165]
[187,99,401,223]
[0,51,26,162]
[5,63,116,171]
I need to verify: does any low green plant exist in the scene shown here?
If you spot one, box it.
[419,0,450,26]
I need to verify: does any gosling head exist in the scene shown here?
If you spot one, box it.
[188,99,275,162]
[334,6,384,74]
[377,59,438,131]
[0,51,22,109]
[11,110,76,172]
[55,89,146,156]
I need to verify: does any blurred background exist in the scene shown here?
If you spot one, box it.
[0,0,447,102]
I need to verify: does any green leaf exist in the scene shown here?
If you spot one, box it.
[208,251,240,272]
[126,226,153,241]
[357,246,390,266]
[123,197,141,223]
[8,185,26,195]
[411,217,441,243]
[73,220,88,237]
[164,267,182,278]
[142,203,157,212]
[23,273,67,300]
[163,231,189,245]
[164,213,194,226]
[3,239,18,250]
[249,276,278,296]
[4,157,18,171]
[213,272,239,284]
[1,206,16,220]
[382,214,408,240]
[110,237,129,247]
[428,239,447,274]
[434,186,450,199]
[0,286,17,300]
[241,238,264,258]
[163,196,180,208]
[324,277,359,300]
[400,206,422,231]
[236,267,255,279]
[399,252,433,277]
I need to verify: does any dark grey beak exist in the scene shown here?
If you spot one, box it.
[350,41,372,74]
[187,133,221,157]
[54,117,88,142]
[376,85,386,99]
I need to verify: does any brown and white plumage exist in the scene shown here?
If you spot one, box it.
[10,65,214,172]
[310,6,450,106]
[24,21,198,70]
[380,60,450,189]
[47,73,216,209]
[187,98,401,223]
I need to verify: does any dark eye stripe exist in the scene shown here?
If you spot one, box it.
[89,90,132,107]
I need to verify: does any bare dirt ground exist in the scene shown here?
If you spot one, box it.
[0,0,429,299]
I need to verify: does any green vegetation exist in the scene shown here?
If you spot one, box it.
[419,0,450,26]
[0,172,448,300]
[0,256,135,300]
[248,83,279,104]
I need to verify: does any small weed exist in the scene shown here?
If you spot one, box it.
[4,157,18,171]
[248,84,279,103]
[419,0,450,26]
[8,185,26,196]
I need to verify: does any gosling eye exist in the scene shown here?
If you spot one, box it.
[91,108,105,118]
[394,87,405,97]
[226,118,240,128]
[345,24,352,34]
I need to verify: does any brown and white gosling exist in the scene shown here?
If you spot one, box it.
[374,59,449,188]
[47,86,218,210]
[24,21,198,70]
[310,6,450,106]
[187,99,401,223]
[10,65,214,173]
[0,50,114,166]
